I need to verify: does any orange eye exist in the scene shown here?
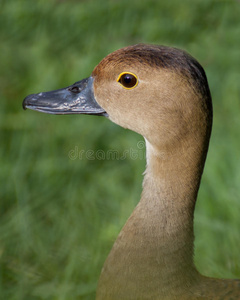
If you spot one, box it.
[117,72,138,89]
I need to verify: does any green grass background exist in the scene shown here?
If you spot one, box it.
[1,0,240,299]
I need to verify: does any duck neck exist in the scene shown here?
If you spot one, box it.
[140,138,206,275]
[143,136,206,229]
[97,136,209,299]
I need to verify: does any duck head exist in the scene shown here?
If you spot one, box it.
[23,44,212,151]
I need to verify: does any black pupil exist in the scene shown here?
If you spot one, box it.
[124,75,132,84]
[119,74,137,88]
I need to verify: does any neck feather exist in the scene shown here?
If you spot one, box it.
[96,135,209,299]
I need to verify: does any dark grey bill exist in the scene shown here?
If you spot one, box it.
[22,76,108,117]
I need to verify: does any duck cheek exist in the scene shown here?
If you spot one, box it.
[107,110,132,129]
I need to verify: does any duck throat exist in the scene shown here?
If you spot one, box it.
[96,139,207,299]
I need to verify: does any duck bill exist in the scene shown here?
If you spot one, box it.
[22,76,108,117]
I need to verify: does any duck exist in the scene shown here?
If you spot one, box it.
[23,44,240,300]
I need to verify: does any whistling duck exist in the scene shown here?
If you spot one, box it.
[23,44,240,299]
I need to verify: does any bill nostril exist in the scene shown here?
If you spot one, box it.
[68,86,80,93]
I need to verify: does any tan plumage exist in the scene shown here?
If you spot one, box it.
[23,44,240,299]
[92,44,240,299]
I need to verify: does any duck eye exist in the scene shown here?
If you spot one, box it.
[117,72,138,89]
